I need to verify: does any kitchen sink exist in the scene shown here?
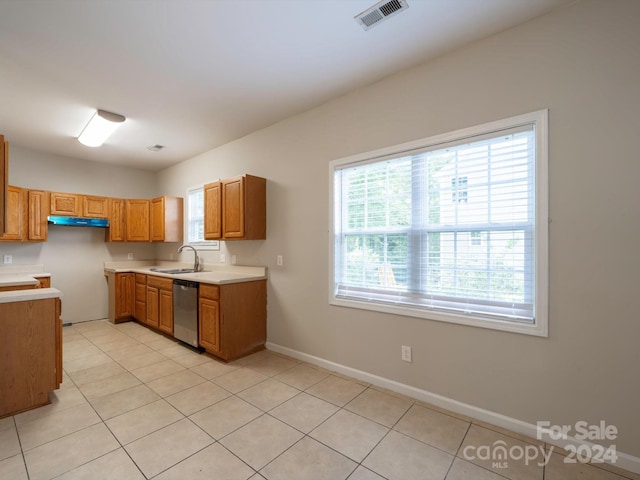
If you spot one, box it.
[149,267,199,274]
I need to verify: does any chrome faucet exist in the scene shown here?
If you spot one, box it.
[178,245,202,272]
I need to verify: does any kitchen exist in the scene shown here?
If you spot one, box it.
[1,1,640,479]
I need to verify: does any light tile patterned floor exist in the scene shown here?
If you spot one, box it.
[0,319,636,480]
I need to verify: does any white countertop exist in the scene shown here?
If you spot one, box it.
[0,287,62,304]
[104,261,267,285]
[0,264,51,287]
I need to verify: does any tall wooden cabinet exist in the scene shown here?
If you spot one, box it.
[204,174,266,240]
[0,136,7,236]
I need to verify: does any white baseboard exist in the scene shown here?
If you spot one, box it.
[266,341,640,475]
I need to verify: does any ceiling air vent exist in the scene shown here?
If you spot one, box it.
[147,144,165,152]
[355,0,409,31]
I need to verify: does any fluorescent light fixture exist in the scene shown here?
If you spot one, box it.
[77,109,126,147]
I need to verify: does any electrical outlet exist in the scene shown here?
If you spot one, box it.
[220,253,226,263]
[277,255,283,266]
[127,253,133,260]
[3,255,12,264]
[401,345,412,363]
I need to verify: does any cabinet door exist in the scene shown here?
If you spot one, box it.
[83,196,109,218]
[150,197,165,242]
[115,273,134,320]
[221,177,244,239]
[204,182,221,240]
[158,288,173,334]
[146,286,159,327]
[0,138,6,236]
[50,192,80,216]
[106,198,125,242]
[199,298,220,353]
[0,186,26,241]
[126,199,150,242]
[134,276,147,323]
[28,190,49,241]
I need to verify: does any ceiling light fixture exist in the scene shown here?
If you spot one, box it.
[77,109,126,147]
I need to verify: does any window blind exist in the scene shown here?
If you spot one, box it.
[333,125,536,323]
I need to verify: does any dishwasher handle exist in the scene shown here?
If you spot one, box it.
[173,279,199,289]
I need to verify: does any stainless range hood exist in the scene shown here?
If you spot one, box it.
[47,216,109,228]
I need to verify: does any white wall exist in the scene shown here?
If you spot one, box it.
[1,146,157,322]
[157,0,640,457]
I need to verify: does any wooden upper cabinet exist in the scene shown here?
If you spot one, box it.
[0,136,7,236]
[204,174,266,240]
[204,182,221,240]
[105,198,125,242]
[50,192,81,216]
[28,190,49,241]
[151,196,183,243]
[82,195,109,218]
[125,199,150,242]
[0,186,27,241]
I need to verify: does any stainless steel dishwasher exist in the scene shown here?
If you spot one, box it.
[173,279,199,348]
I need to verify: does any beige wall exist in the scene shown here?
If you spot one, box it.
[157,0,640,457]
[2,146,157,322]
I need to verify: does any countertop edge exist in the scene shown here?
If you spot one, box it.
[105,266,267,285]
[0,288,63,304]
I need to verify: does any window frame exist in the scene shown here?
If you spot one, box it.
[185,184,220,250]
[328,110,548,337]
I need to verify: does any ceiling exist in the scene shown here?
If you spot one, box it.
[0,0,572,172]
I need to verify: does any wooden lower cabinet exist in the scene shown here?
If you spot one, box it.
[114,273,134,322]
[198,280,266,361]
[159,289,173,335]
[199,293,220,354]
[146,275,173,332]
[0,296,62,417]
[134,274,147,323]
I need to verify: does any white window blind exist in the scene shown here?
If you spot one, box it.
[331,110,548,335]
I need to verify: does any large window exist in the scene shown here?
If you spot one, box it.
[330,110,548,336]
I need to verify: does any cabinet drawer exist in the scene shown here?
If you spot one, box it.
[135,273,147,285]
[199,283,219,300]
[135,283,146,301]
[147,275,174,290]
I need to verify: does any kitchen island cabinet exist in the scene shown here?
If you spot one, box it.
[204,174,266,241]
[0,289,62,417]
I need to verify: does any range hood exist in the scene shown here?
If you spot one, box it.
[47,216,109,228]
